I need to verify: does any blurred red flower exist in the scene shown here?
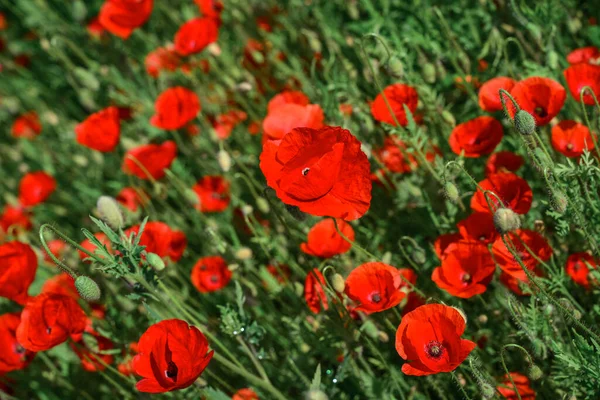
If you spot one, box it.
[471,172,532,215]
[150,87,200,130]
[79,232,113,261]
[41,274,78,299]
[371,83,418,127]
[18,171,56,207]
[0,205,32,233]
[564,63,600,105]
[233,388,259,400]
[192,176,230,212]
[11,112,41,139]
[195,0,223,21]
[478,77,516,112]
[99,0,153,39]
[485,151,524,176]
[191,256,232,293]
[551,120,596,157]
[0,242,37,305]
[116,187,147,212]
[304,269,328,313]
[0,313,36,373]
[122,140,177,180]
[75,106,121,152]
[567,46,600,64]
[127,221,187,262]
[374,137,417,173]
[449,116,503,157]
[345,262,407,313]
[174,17,219,56]
[262,93,324,142]
[70,328,115,372]
[300,218,354,258]
[565,252,597,289]
[497,372,536,400]
[145,46,182,78]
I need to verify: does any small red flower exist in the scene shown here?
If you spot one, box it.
[478,77,516,112]
[565,252,597,289]
[232,388,259,400]
[43,240,68,265]
[75,106,120,152]
[18,171,56,207]
[262,97,324,142]
[79,232,113,261]
[174,17,219,56]
[567,46,600,64]
[509,77,566,126]
[116,187,147,212]
[122,140,177,180]
[192,176,230,212]
[471,172,533,215]
[374,137,417,173]
[0,313,36,373]
[304,269,328,313]
[497,373,536,400]
[492,229,552,281]
[195,0,223,21]
[213,110,247,140]
[145,46,182,78]
[551,120,596,157]
[300,219,354,258]
[564,63,600,105]
[432,241,496,298]
[0,242,37,305]
[0,205,32,233]
[485,151,524,176]
[41,274,78,299]
[70,329,114,372]
[150,87,201,130]
[371,83,418,127]
[449,116,503,157]
[98,0,153,40]
[11,112,41,139]
[457,212,498,244]
[132,319,213,393]
[345,262,407,313]
[395,304,476,376]
[127,222,187,262]
[117,343,139,376]
[190,256,232,293]
[16,293,87,352]
[260,126,372,220]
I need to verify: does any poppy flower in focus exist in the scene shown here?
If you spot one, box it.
[478,77,516,112]
[564,63,600,105]
[449,116,503,157]
[145,46,182,78]
[508,77,566,126]
[565,252,597,289]
[150,87,200,130]
[232,388,259,400]
[11,112,41,139]
[79,232,112,261]
[345,262,407,313]
[300,218,354,258]
[0,313,36,373]
[174,17,219,56]
[497,373,536,400]
[432,241,496,298]
[18,171,56,207]
[0,242,37,305]
[132,319,213,393]
[127,222,187,262]
[567,46,600,64]
[191,256,231,293]
[371,83,418,127]
[116,187,147,212]
[192,176,230,213]
[551,120,596,157]
[471,172,533,215]
[262,95,324,142]
[395,304,476,376]
[0,205,32,233]
[41,274,78,299]
[304,269,328,313]
[70,329,114,372]
[16,293,87,352]
[122,140,177,180]
[485,151,524,176]
[492,229,552,281]
[434,232,462,259]
[75,106,121,152]
[374,137,418,173]
[260,126,372,221]
[98,0,153,39]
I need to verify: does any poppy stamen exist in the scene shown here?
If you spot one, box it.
[210,275,219,283]
[165,361,178,380]
[302,168,310,176]
[461,273,472,284]
[424,340,445,359]
[370,292,382,303]
[566,143,573,150]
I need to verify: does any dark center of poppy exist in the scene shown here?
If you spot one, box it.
[200,265,207,270]
[165,361,178,379]
[534,106,548,118]
[479,235,486,241]
[461,273,472,284]
[302,167,310,176]
[424,340,445,359]
[211,192,223,199]
[371,292,382,303]
[566,143,573,150]
[14,344,25,355]
[46,327,52,334]
[210,275,219,283]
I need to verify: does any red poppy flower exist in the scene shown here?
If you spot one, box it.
[98,0,153,39]
[11,112,41,139]
[339,103,353,116]
[267,91,309,112]
[345,262,407,313]
[370,83,418,127]
[118,343,139,376]
[150,87,200,130]
[0,205,32,233]
[116,187,147,212]
[395,304,476,376]
[16,293,87,352]
[374,137,418,173]
[265,264,291,285]
[190,256,231,293]
[75,106,121,152]
[132,319,213,393]
[87,17,105,38]
[262,101,324,142]
[434,232,462,259]
[478,77,516,112]
[126,222,187,262]
[492,229,552,281]
[232,388,259,400]
[192,176,230,212]
[509,77,566,126]
[567,46,600,64]
[485,151,524,176]
[471,172,533,215]
[499,271,536,296]
[70,328,114,372]
[79,232,112,261]
[565,252,597,289]
[43,240,68,265]
[41,274,78,299]
[195,0,223,21]
[122,140,177,180]
[551,120,596,157]
[564,63,600,105]
[449,116,503,157]
[304,269,328,313]
[432,241,496,298]
[457,212,498,244]
[213,110,247,140]
[260,126,372,221]
[0,242,37,305]
[497,373,536,400]
[0,313,35,373]
[174,17,219,56]
[145,46,182,78]
[18,171,56,207]
[300,219,354,258]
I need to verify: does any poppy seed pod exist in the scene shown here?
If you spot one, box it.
[146,252,165,271]
[441,110,456,126]
[217,150,231,172]
[331,273,345,293]
[550,190,568,214]
[528,364,543,381]
[480,383,495,399]
[75,276,101,301]
[96,196,123,230]
[422,63,436,83]
[411,248,426,265]
[444,181,460,203]
[256,197,270,213]
[514,110,536,135]
[493,208,521,234]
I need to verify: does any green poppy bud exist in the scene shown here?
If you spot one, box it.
[146,252,165,271]
[550,190,568,214]
[96,196,123,230]
[514,110,536,135]
[75,276,101,302]
[441,110,456,127]
[331,273,345,293]
[480,382,495,399]
[493,208,521,234]
[528,364,543,381]
[547,51,559,70]
[444,181,460,203]
[74,68,100,91]
[422,63,436,83]
[412,248,426,265]
[305,390,328,400]
[256,197,270,214]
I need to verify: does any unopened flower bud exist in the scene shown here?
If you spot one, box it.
[217,150,231,172]
[256,197,270,213]
[422,63,436,83]
[184,189,200,206]
[441,110,456,127]
[74,67,100,91]
[444,181,460,203]
[381,251,392,265]
[480,383,495,399]
[235,247,253,260]
[146,252,165,271]
[305,390,328,400]
[97,196,123,230]
[412,248,426,265]
[528,364,543,381]
[533,148,552,169]
[514,110,536,135]
[362,320,380,339]
[331,273,345,293]
[550,190,568,214]
[300,343,311,353]
[378,331,389,343]
[547,51,559,70]
[493,208,521,234]
[75,276,101,301]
